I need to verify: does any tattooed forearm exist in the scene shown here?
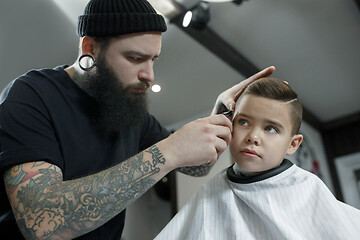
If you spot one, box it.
[146,145,166,167]
[4,145,167,240]
[177,165,211,177]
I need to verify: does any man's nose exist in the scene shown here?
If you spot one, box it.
[138,61,154,82]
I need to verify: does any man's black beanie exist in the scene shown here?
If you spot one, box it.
[77,0,167,37]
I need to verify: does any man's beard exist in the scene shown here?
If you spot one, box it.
[86,55,149,132]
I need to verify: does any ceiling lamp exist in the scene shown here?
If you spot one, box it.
[182,1,210,30]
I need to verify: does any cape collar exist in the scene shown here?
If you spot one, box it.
[227,159,293,184]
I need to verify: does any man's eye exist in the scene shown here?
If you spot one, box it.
[130,57,141,61]
[265,126,278,134]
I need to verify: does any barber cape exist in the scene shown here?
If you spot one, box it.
[155,159,360,240]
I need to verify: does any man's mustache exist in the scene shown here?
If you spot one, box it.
[126,81,151,91]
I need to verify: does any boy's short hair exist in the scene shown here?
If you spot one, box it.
[238,77,303,135]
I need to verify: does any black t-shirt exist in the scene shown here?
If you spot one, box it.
[0,66,170,239]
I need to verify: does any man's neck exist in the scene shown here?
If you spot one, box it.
[65,65,93,96]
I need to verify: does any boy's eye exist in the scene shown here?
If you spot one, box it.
[265,125,278,134]
[238,119,249,126]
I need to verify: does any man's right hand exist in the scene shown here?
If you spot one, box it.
[159,114,233,170]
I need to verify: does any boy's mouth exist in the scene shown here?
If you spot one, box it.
[240,149,260,158]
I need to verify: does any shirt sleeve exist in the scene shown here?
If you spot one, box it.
[0,79,63,174]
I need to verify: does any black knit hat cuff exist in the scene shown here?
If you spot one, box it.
[78,12,167,37]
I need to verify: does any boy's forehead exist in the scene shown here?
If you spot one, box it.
[234,94,292,121]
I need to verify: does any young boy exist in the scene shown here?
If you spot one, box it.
[155,77,360,240]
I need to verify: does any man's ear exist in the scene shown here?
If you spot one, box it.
[81,36,97,56]
[286,134,303,155]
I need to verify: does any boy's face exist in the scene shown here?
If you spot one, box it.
[230,94,303,173]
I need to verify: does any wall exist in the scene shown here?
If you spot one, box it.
[322,114,360,200]
[0,0,78,92]
[335,152,360,209]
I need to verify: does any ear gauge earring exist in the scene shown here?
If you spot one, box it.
[78,54,96,71]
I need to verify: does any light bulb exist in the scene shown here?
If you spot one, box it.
[182,11,193,27]
[151,84,162,93]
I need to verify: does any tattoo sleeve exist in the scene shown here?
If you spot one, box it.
[4,145,167,240]
[176,165,211,177]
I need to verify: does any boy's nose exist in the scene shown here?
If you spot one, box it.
[246,132,260,145]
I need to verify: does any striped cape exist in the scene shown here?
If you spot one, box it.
[155,160,360,240]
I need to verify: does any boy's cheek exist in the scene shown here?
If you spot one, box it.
[229,139,239,153]
[231,126,243,138]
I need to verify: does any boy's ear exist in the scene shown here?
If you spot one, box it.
[81,36,97,56]
[286,134,303,155]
